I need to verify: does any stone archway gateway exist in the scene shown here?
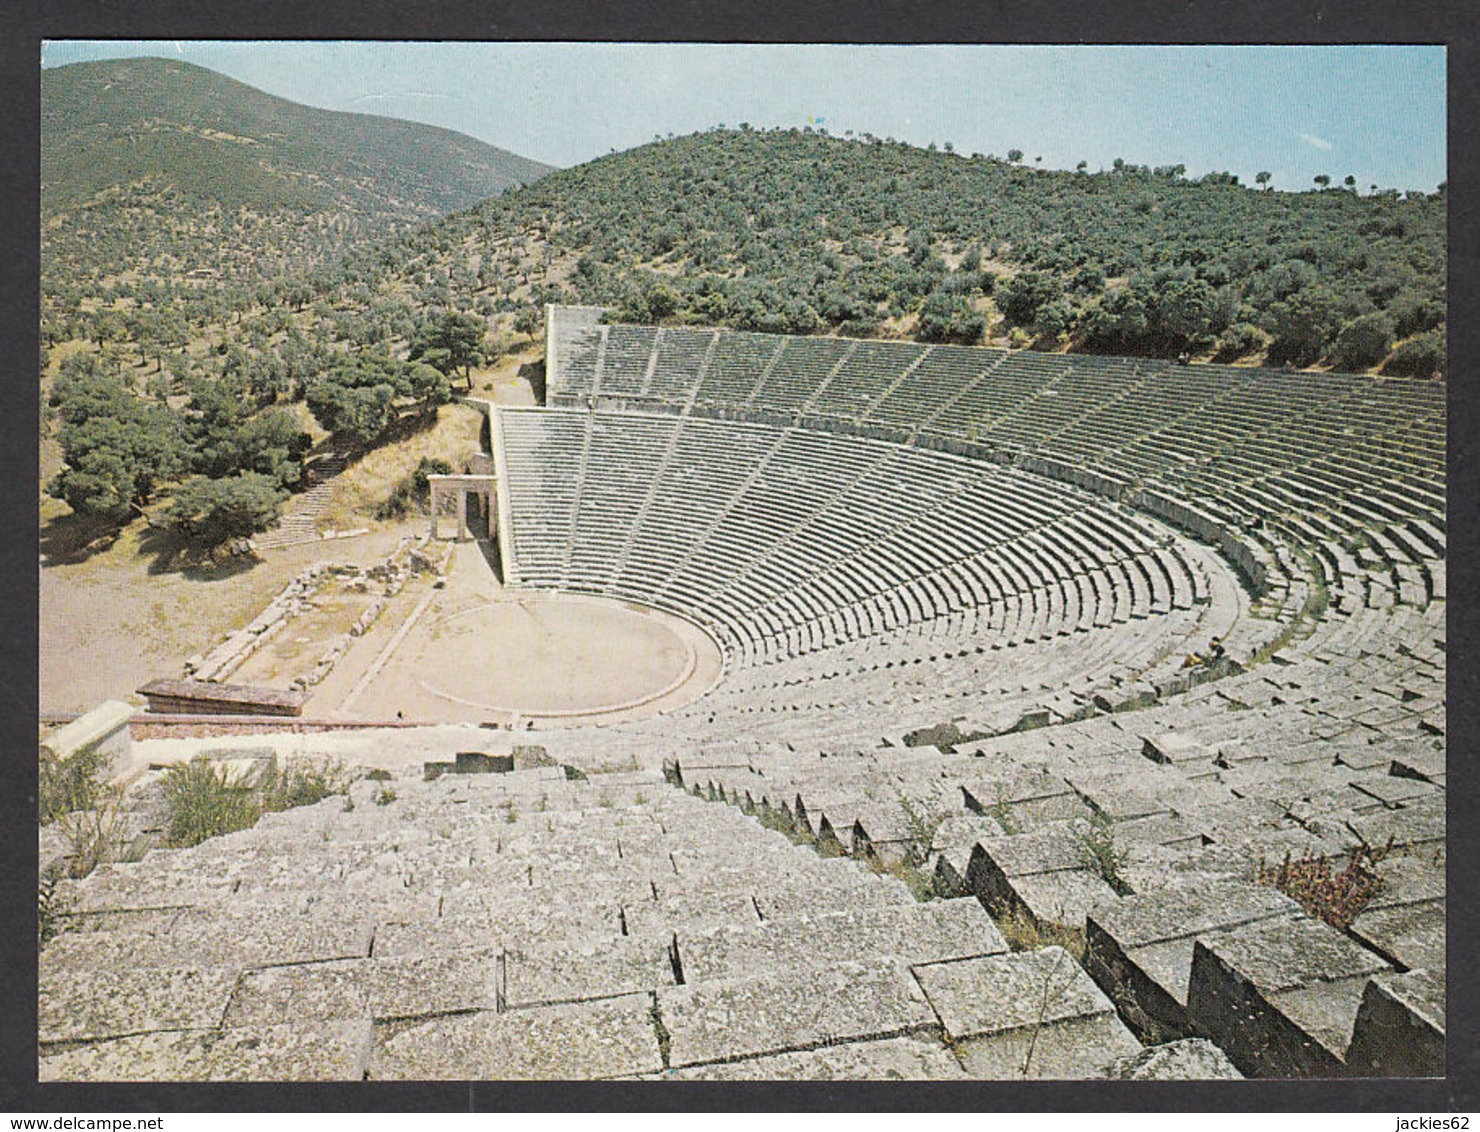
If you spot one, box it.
[428,474,497,540]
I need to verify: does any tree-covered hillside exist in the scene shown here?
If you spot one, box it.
[41,57,552,344]
[314,126,1443,375]
[41,122,1447,552]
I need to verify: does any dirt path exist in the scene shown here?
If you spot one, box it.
[39,520,421,714]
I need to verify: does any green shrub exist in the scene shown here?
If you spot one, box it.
[163,757,350,848]
[1383,329,1445,378]
[376,456,454,519]
[164,759,263,848]
[38,741,110,825]
[1077,812,1130,895]
[1331,311,1394,370]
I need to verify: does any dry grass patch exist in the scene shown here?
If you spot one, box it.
[994,903,1088,963]
[318,403,485,529]
[1255,841,1392,930]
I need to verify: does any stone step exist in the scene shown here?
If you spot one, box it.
[1184,913,1392,1076]
[913,946,1143,1078]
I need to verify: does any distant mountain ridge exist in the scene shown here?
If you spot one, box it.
[43,56,552,216]
[41,56,553,334]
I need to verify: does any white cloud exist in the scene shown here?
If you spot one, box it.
[1299,131,1334,151]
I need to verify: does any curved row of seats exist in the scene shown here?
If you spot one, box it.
[545,311,1445,630]
[498,406,1210,669]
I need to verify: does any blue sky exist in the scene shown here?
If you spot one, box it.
[41,41,1447,191]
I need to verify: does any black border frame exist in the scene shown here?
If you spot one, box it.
[5,0,1475,1112]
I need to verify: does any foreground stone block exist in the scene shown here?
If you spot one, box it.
[1346,968,1445,1077]
[1349,899,1445,975]
[677,897,1007,984]
[224,960,370,1027]
[40,1020,372,1082]
[914,947,1141,1079]
[1185,915,1390,1076]
[1085,880,1299,1041]
[503,934,676,1008]
[372,994,662,1079]
[659,959,934,1068]
[39,964,239,1044]
[367,948,502,1020]
[1100,1038,1243,1080]
[659,1034,967,1080]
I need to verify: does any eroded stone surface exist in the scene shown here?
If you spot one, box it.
[954,1012,1142,1079]
[678,897,1006,984]
[503,935,674,1008]
[659,959,934,1067]
[914,947,1112,1041]
[1347,968,1445,1077]
[659,1034,967,1080]
[371,994,661,1079]
[223,960,369,1027]
[39,965,239,1044]
[1100,1038,1243,1080]
[40,1021,372,1082]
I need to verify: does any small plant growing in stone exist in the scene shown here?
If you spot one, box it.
[163,757,351,849]
[1255,839,1392,929]
[1021,947,1074,1078]
[375,786,398,806]
[1077,812,1130,895]
[38,742,111,826]
[994,902,1087,962]
[37,862,71,950]
[897,797,947,866]
[57,787,130,879]
[40,742,132,879]
[987,786,1021,835]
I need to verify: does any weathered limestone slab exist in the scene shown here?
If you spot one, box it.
[41,700,133,768]
[1085,880,1301,1041]
[1352,776,1441,809]
[1349,899,1445,973]
[1185,915,1390,1076]
[367,948,502,1020]
[915,946,1109,1039]
[660,1034,967,1080]
[1348,797,1445,853]
[502,934,675,1008]
[1100,1038,1243,1080]
[41,897,376,976]
[40,1020,373,1082]
[625,891,761,938]
[1368,853,1447,908]
[39,965,240,1044]
[751,876,912,921]
[1090,879,1298,951]
[1108,812,1204,849]
[56,866,236,914]
[914,947,1141,1079]
[172,907,376,968]
[1346,968,1445,1077]
[658,959,934,1068]
[371,993,662,1079]
[1005,869,1120,930]
[224,959,370,1027]
[678,898,1006,984]
[1141,732,1213,768]
[959,771,1088,827]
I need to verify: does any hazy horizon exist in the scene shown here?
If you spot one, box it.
[42,41,1446,193]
